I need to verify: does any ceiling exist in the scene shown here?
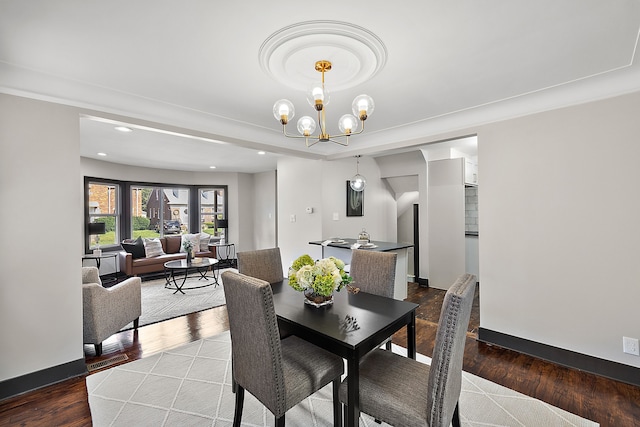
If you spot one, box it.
[1,1,639,173]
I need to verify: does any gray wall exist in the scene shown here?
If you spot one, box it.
[1,94,83,381]
[478,91,640,367]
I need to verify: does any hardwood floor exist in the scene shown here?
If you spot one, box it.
[1,283,638,427]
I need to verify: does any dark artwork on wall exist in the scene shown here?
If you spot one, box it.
[346,181,364,217]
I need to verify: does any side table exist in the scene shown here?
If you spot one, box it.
[82,252,119,285]
[208,242,236,268]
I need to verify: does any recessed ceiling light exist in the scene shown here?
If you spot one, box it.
[97,152,107,156]
[114,126,132,132]
[258,151,266,155]
[209,166,216,169]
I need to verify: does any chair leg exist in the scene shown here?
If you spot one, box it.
[385,340,392,351]
[133,318,139,329]
[275,416,285,427]
[232,386,244,427]
[332,378,342,427]
[94,343,102,356]
[452,401,461,427]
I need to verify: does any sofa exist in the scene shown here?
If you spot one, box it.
[118,234,218,276]
[82,266,141,356]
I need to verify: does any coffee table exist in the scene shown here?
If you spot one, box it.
[163,258,219,294]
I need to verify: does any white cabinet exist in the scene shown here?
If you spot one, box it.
[465,159,478,185]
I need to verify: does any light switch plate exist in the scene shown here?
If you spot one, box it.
[623,336,639,356]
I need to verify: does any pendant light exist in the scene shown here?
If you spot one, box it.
[350,155,366,192]
[273,60,374,147]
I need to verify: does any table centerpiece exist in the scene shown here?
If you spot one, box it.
[288,254,353,307]
[183,239,194,263]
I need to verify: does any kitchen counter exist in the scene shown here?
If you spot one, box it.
[309,238,413,252]
[309,238,413,300]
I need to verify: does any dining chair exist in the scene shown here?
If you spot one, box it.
[236,247,284,284]
[349,249,397,350]
[339,273,476,427]
[222,271,344,427]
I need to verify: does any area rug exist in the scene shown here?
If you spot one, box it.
[86,331,599,427]
[120,269,232,330]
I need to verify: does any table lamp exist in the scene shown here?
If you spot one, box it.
[215,218,228,244]
[88,222,106,255]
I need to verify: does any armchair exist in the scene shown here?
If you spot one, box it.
[82,266,142,356]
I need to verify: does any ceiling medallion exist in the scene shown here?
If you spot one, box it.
[259,20,387,92]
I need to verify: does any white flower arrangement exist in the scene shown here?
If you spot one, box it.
[288,254,352,297]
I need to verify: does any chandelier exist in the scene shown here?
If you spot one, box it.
[272,60,374,147]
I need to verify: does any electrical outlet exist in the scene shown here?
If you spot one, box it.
[333,212,339,221]
[289,214,296,223]
[623,337,639,356]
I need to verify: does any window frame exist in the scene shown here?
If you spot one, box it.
[84,178,122,253]
[84,177,228,253]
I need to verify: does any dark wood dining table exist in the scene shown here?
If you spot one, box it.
[271,281,418,427]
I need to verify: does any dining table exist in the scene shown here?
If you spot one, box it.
[271,281,418,427]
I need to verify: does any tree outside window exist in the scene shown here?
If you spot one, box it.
[88,182,119,247]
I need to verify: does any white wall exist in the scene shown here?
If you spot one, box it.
[277,156,396,272]
[479,91,640,367]
[0,94,83,381]
[277,157,325,268]
[397,194,418,278]
[252,170,277,249]
[236,172,254,253]
[428,158,466,289]
[320,156,395,242]
[376,152,429,280]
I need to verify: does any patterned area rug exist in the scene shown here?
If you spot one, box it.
[120,269,232,330]
[86,331,599,427]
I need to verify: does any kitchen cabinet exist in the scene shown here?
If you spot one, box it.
[465,159,478,185]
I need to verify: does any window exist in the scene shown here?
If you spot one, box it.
[131,185,190,238]
[87,181,120,249]
[84,178,228,250]
[200,187,226,236]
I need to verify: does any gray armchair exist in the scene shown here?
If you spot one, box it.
[82,266,142,356]
[339,273,476,427]
[236,247,284,284]
[222,271,344,427]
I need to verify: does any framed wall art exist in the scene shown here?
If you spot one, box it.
[346,181,364,217]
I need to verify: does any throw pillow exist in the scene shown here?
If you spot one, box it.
[180,233,200,253]
[121,236,146,259]
[199,233,211,252]
[144,238,165,258]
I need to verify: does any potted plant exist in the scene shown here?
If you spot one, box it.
[183,239,194,263]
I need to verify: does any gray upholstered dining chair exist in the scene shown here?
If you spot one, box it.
[236,247,284,284]
[339,273,476,427]
[222,271,344,427]
[349,249,397,350]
